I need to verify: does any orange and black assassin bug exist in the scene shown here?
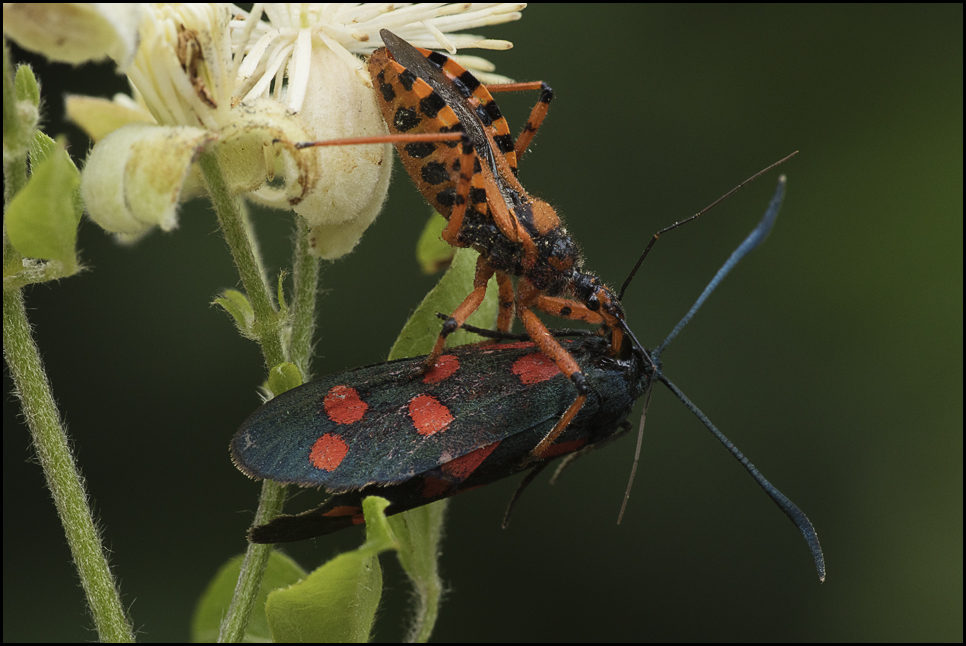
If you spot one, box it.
[299,30,625,458]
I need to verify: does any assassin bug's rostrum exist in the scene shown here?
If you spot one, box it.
[233,178,827,581]
[298,30,625,456]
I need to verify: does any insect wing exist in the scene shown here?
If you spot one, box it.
[382,31,515,174]
[369,32,515,215]
[244,336,646,543]
[231,342,584,491]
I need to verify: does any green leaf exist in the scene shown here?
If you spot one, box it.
[389,247,498,360]
[191,551,307,643]
[268,362,303,396]
[29,130,58,165]
[6,138,80,270]
[213,289,255,336]
[415,211,456,274]
[14,64,40,107]
[388,501,446,642]
[264,497,399,643]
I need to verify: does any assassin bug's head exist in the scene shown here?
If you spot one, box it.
[570,272,625,321]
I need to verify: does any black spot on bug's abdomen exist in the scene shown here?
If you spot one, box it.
[379,81,396,103]
[405,142,437,159]
[421,161,450,186]
[419,92,447,119]
[394,106,422,132]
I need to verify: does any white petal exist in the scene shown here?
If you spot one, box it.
[81,124,214,236]
[2,4,142,67]
[283,43,393,259]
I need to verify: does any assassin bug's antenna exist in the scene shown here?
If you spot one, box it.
[618,152,798,302]
[618,176,826,582]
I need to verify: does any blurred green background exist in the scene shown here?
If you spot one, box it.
[4,4,961,642]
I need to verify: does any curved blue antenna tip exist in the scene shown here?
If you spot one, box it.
[656,176,787,358]
[658,374,826,582]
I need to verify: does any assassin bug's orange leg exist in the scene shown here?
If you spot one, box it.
[485,81,554,162]
[531,292,626,351]
[514,295,591,459]
[426,256,497,368]
[514,279,628,457]
[453,80,553,250]
[523,289,625,353]
[294,131,463,151]
[495,271,515,334]
[529,294,608,326]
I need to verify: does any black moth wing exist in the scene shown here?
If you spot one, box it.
[231,339,641,493]
[242,337,648,542]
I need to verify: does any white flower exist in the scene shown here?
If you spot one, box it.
[71,3,525,258]
[228,3,524,258]
[79,4,317,243]
[2,4,142,68]
[231,3,524,112]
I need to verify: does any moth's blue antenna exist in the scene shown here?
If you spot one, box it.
[619,177,826,582]
[657,369,826,582]
[655,175,785,358]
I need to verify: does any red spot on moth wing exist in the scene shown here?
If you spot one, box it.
[440,441,500,480]
[324,385,368,424]
[512,352,562,385]
[310,433,350,472]
[423,354,460,384]
[323,505,362,518]
[538,438,588,459]
[408,394,454,436]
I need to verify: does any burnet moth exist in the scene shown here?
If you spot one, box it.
[232,177,826,581]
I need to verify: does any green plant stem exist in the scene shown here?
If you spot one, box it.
[409,580,440,643]
[3,35,131,642]
[199,151,286,369]
[289,216,320,379]
[199,151,322,642]
[217,480,287,643]
[199,152,284,643]
[2,288,134,642]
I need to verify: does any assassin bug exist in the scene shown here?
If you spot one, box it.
[298,30,625,457]
[232,178,827,581]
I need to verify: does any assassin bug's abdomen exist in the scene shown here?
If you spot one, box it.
[370,32,617,300]
[368,39,516,220]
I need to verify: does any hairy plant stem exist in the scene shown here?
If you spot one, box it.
[198,152,320,642]
[3,35,133,643]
